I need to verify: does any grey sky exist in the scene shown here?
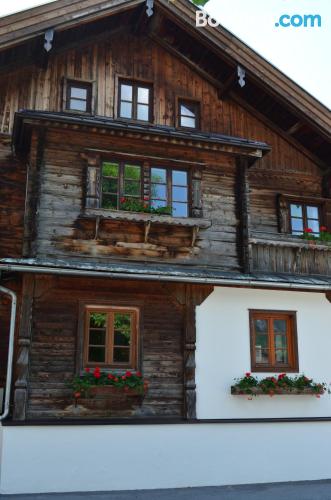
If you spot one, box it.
[0,0,330,109]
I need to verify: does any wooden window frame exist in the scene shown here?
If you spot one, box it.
[150,166,191,217]
[288,200,321,235]
[278,194,330,235]
[64,79,93,114]
[100,160,143,210]
[177,98,200,130]
[249,310,299,373]
[83,305,139,370]
[118,79,153,123]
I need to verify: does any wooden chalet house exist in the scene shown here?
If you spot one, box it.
[0,0,330,493]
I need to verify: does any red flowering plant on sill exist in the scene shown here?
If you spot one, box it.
[119,197,172,216]
[300,226,331,244]
[231,372,328,398]
[70,366,148,401]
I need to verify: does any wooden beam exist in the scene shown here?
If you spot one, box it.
[236,157,252,273]
[287,121,304,135]
[217,73,236,100]
[13,274,35,421]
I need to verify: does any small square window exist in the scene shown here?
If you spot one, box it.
[178,100,200,129]
[65,80,92,113]
[250,310,298,372]
[84,306,139,369]
[118,80,152,122]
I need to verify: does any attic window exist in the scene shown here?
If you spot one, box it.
[118,80,152,122]
[178,100,200,129]
[65,80,92,113]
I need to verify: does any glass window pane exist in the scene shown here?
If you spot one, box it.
[124,165,141,180]
[137,87,149,104]
[172,171,187,186]
[254,319,268,333]
[137,104,149,121]
[113,348,130,363]
[102,194,117,209]
[151,199,167,209]
[102,163,119,177]
[307,206,319,219]
[151,184,167,200]
[69,99,87,111]
[120,101,132,118]
[102,178,118,194]
[121,84,132,101]
[274,334,287,349]
[290,204,303,217]
[255,348,269,364]
[89,330,106,346]
[172,186,188,202]
[255,333,269,349]
[114,331,130,346]
[151,168,166,183]
[172,202,188,217]
[89,312,106,328]
[124,180,140,196]
[275,350,288,364]
[114,313,131,343]
[291,218,303,233]
[308,219,319,234]
[88,347,105,363]
[273,319,286,334]
[180,116,195,128]
[70,87,87,99]
[180,103,196,118]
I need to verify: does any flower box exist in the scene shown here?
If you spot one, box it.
[231,386,324,396]
[78,385,147,411]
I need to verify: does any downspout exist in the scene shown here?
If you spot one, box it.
[0,286,17,421]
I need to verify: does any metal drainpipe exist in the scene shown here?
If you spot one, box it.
[0,286,17,421]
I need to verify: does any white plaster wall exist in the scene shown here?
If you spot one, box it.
[1,423,331,494]
[196,287,331,419]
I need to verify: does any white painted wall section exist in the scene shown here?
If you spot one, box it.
[196,287,331,419]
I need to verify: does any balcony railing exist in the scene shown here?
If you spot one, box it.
[250,236,331,276]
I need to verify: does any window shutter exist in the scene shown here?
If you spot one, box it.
[85,154,101,208]
[191,167,203,218]
[278,194,289,233]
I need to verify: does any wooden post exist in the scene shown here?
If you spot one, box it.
[236,157,252,273]
[13,274,35,421]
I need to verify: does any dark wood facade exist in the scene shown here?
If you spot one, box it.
[0,0,330,421]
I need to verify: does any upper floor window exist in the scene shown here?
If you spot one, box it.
[66,80,92,113]
[84,306,139,369]
[99,161,189,217]
[101,162,142,210]
[118,80,152,122]
[290,202,320,236]
[151,167,189,217]
[250,310,298,372]
[178,99,200,129]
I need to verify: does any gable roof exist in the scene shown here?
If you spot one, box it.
[0,0,330,167]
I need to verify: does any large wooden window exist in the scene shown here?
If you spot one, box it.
[118,80,152,122]
[178,99,200,129]
[84,306,139,369]
[249,310,298,372]
[151,167,189,217]
[65,80,92,113]
[101,162,142,210]
[289,202,320,236]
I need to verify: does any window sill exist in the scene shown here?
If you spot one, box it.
[83,208,211,229]
[250,236,331,251]
[231,386,324,396]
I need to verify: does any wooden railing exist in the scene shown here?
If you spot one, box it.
[250,237,331,276]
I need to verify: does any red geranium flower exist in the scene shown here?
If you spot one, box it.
[144,196,149,201]
[85,367,90,373]
[122,375,126,380]
[136,371,142,377]
[108,374,113,379]
[304,228,313,233]
[245,372,251,377]
[94,372,101,379]
[125,371,132,377]
[320,226,327,232]
[120,197,126,203]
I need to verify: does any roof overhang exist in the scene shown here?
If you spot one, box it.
[1,257,331,291]
[13,110,271,165]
